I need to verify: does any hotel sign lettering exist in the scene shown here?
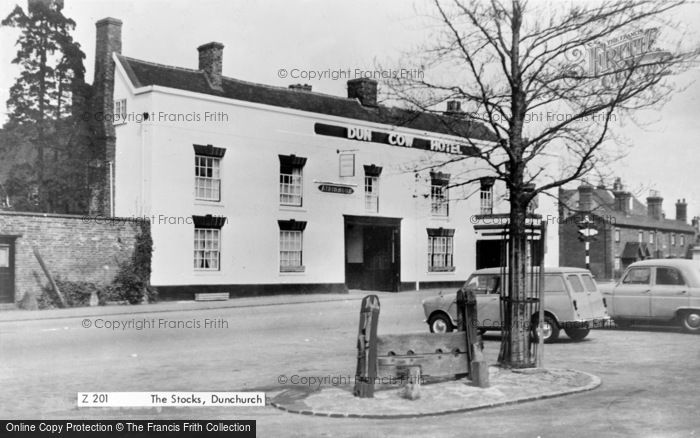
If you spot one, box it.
[314,123,478,156]
[318,184,354,195]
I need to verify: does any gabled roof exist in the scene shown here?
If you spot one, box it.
[559,187,695,233]
[116,55,497,141]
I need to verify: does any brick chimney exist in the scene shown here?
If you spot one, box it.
[612,178,631,215]
[647,190,664,221]
[347,78,377,107]
[289,84,312,92]
[676,198,688,223]
[198,42,224,89]
[93,17,122,215]
[612,177,623,191]
[578,182,593,212]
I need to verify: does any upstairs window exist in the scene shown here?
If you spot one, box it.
[194,144,226,202]
[114,98,127,124]
[480,177,495,214]
[279,155,307,206]
[364,165,382,213]
[615,229,620,243]
[430,171,450,217]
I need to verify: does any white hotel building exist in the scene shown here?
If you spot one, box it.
[96,18,558,298]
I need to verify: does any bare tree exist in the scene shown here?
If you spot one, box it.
[386,0,698,367]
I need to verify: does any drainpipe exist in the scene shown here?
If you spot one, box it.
[140,122,145,216]
[108,161,114,216]
[414,173,421,291]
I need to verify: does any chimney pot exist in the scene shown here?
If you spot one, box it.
[647,192,664,221]
[613,189,631,215]
[612,177,623,191]
[289,83,312,92]
[676,198,688,223]
[578,182,594,212]
[198,42,224,90]
[347,78,378,107]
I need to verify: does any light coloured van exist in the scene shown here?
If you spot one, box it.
[422,267,610,342]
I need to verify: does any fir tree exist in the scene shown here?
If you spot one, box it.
[1,0,93,213]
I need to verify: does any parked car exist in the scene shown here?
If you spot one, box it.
[602,259,700,333]
[422,267,610,342]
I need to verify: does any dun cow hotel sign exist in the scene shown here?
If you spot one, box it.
[314,123,478,156]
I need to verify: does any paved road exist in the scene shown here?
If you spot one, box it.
[1,290,698,437]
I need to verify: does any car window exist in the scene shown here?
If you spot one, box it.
[544,276,565,293]
[655,267,685,286]
[567,275,585,292]
[464,275,501,294]
[622,267,651,285]
[581,274,597,292]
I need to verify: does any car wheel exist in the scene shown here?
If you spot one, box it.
[429,314,454,333]
[532,315,559,343]
[565,326,590,341]
[680,311,700,333]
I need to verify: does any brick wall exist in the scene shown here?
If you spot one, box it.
[561,219,695,281]
[611,227,693,265]
[559,221,610,280]
[0,212,148,305]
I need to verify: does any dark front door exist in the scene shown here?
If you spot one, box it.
[344,216,401,292]
[0,237,16,304]
[363,226,395,291]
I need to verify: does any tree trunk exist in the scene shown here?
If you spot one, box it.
[37,30,48,211]
[500,188,532,368]
[499,1,531,368]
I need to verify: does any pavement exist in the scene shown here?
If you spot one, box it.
[269,367,601,419]
[0,290,385,322]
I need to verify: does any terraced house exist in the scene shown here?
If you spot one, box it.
[559,179,696,281]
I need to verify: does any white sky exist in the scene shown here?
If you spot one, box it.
[1,0,700,219]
